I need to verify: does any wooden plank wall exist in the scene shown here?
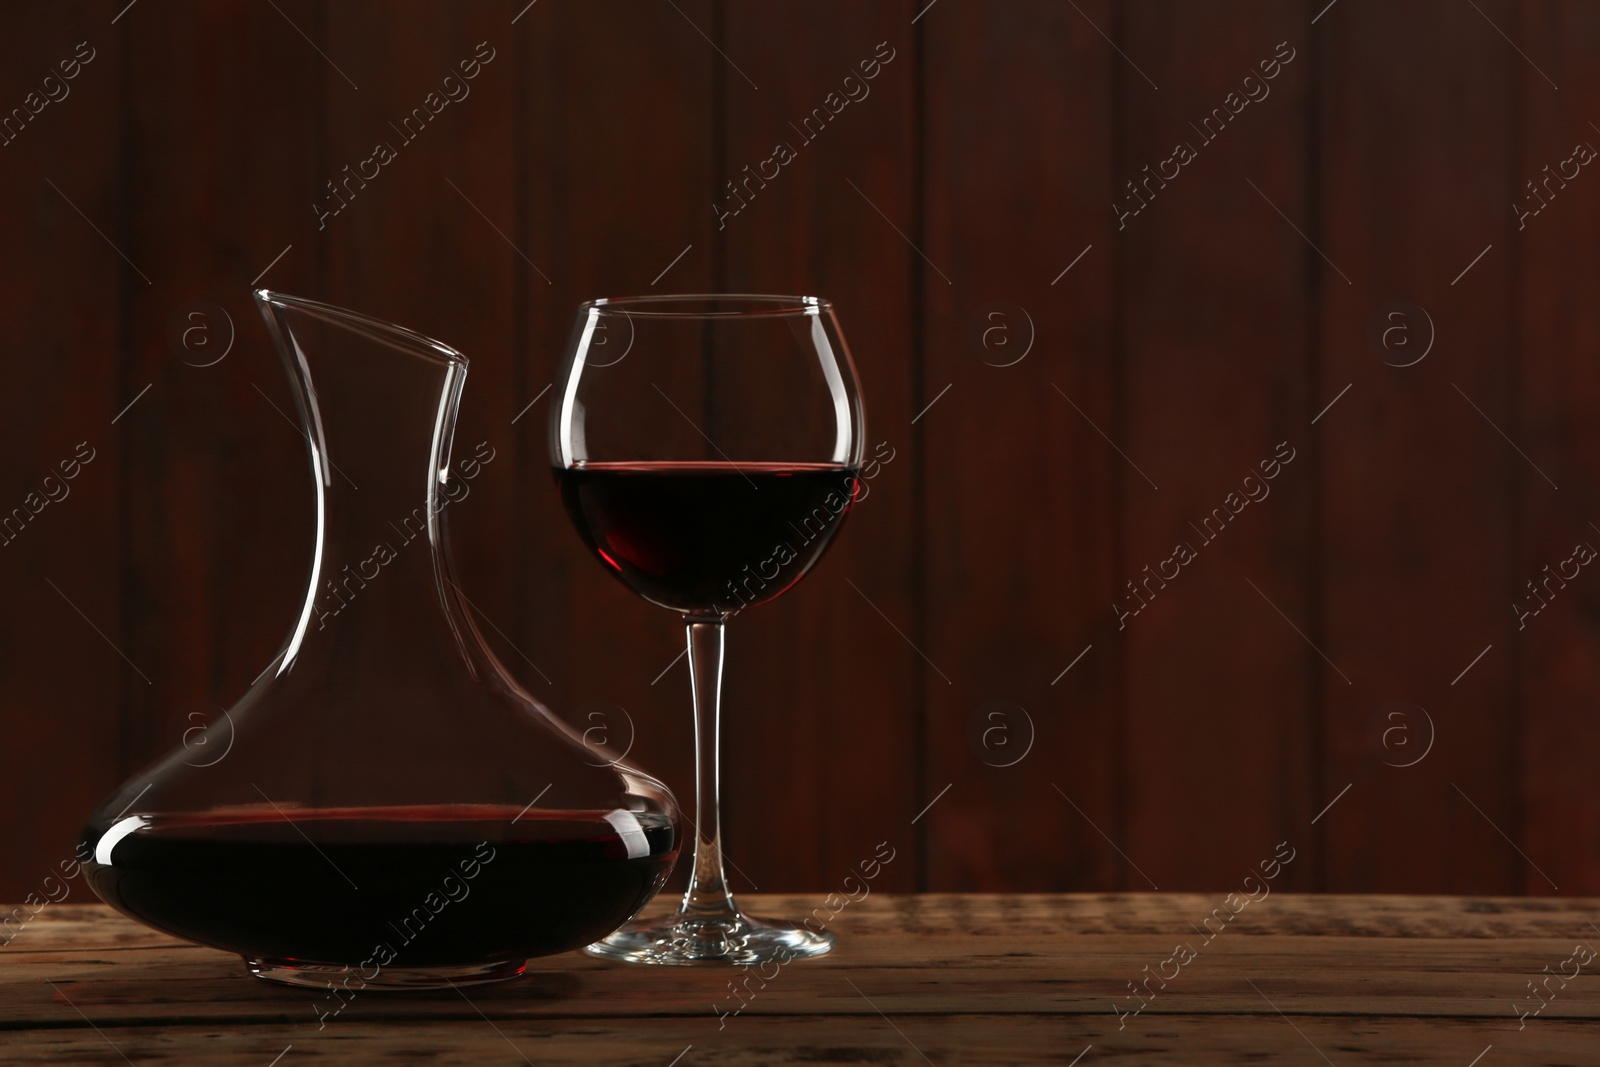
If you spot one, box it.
[920,1,1118,891]
[1516,0,1600,893]
[1319,0,1519,894]
[0,0,124,905]
[0,0,1594,901]
[1116,1,1315,891]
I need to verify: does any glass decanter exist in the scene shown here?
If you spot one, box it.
[79,291,679,989]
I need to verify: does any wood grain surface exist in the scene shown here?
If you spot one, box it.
[4,895,1599,1064]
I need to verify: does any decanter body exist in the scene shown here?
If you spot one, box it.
[80,292,679,988]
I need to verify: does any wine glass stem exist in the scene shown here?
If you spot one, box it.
[680,617,739,923]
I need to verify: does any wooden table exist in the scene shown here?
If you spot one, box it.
[2,893,1596,1064]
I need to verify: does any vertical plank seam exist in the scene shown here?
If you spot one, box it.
[1108,0,1129,894]
[113,0,137,782]
[706,0,726,438]
[1505,0,1528,895]
[314,1,330,315]
[511,0,531,655]
[910,0,930,894]
[711,0,726,297]
[1304,0,1329,894]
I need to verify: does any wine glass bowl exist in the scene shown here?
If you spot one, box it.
[551,294,865,965]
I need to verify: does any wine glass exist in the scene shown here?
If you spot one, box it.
[550,294,865,965]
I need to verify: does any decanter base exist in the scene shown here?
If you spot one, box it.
[245,955,527,989]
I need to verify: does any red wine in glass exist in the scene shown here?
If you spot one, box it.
[555,461,861,615]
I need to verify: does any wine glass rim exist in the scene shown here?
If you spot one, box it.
[579,293,831,318]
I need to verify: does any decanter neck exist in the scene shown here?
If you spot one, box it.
[254,291,483,680]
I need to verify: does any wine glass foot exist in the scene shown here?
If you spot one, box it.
[584,911,835,965]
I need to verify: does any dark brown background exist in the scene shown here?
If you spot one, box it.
[2,0,1597,902]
